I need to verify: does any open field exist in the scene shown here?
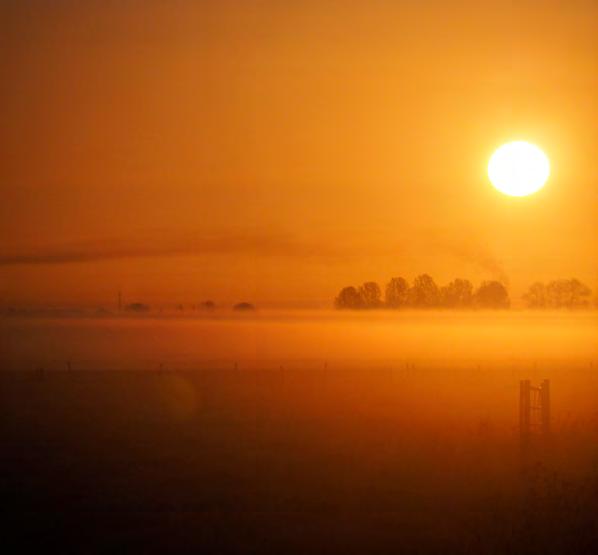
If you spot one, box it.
[2,312,598,553]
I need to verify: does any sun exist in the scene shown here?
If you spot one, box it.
[488,141,550,197]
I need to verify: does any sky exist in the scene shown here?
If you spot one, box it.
[1,0,597,307]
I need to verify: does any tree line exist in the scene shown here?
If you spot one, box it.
[335,274,509,309]
[522,279,592,309]
[335,275,594,310]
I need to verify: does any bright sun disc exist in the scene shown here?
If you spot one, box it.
[488,141,550,197]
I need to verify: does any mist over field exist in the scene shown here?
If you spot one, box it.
[3,310,597,370]
[3,311,598,553]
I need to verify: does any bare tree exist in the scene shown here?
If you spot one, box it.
[334,286,364,309]
[474,281,510,309]
[408,274,439,308]
[546,278,591,309]
[385,277,409,308]
[359,281,382,308]
[522,282,547,308]
[439,278,473,308]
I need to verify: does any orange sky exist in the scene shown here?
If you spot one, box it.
[1,1,597,307]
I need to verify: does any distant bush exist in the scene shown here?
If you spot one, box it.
[124,302,150,313]
[233,302,256,311]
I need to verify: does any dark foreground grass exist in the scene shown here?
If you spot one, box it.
[1,368,597,553]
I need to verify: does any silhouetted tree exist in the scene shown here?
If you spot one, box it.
[439,278,473,308]
[334,286,364,309]
[385,277,409,308]
[359,281,382,308]
[474,281,509,309]
[546,278,591,309]
[408,274,439,308]
[522,282,547,308]
[199,300,216,310]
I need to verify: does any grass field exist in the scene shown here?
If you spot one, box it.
[2,312,598,553]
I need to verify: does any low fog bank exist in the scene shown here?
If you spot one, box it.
[1,310,597,372]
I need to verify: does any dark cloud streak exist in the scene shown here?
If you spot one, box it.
[0,232,343,266]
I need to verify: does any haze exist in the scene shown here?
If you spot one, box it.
[1,1,597,306]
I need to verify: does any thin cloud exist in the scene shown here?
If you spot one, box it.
[0,231,344,266]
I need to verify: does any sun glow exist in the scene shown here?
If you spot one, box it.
[488,141,550,197]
